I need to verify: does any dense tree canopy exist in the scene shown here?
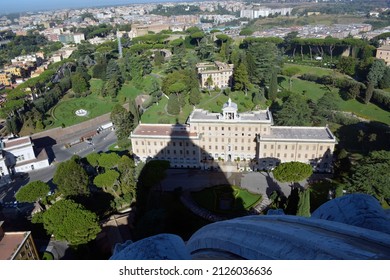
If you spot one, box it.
[110,104,134,144]
[275,94,312,126]
[53,158,89,197]
[15,181,50,203]
[347,150,390,201]
[273,162,313,184]
[42,199,100,245]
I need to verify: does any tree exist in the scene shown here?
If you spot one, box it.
[337,56,356,76]
[71,72,88,94]
[102,77,121,98]
[15,181,50,203]
[86,152,100,167]
[53,159,89,197]
[42,199,100,245]
[347,82,361,100]
[365,59,386,103]
[273,162,313,184]
[296,189,311,217]
[245,42,281,86]
[118,155,136,195]
[379,67,390,89]
[167,94,180,115]
[268,68,278,101]
[348,150,390,202]
[233,62,250,93]
[313,92,338,124]
[98,152,121,169]
[189,88,201,105]
[94,170,120,192]
[190,31,204,47]
[110,104,134,143]
[275,94,312,126]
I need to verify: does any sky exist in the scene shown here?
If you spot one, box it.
[0,0,176,14]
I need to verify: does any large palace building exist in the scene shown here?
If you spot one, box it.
[130,99,337,172]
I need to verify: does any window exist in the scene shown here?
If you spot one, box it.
[284,153,287,157]
[285,145,288,149]
[135,141,138,145]
[215,127,218,131]
[298,154,301,158]
[291,153,294,157]
[277,153,280,157]
[173,142,176,146]
[179,142,182,147]
[215,145,218,150]
[278,145,280,149]
[271,145,274,149]
[305,154,308,159]
[264,144,267,149]
[241,146,244,151]
[306,146,309,150]
[299,145,302,150]
[320,146,323,151]
[263,153,266,157]
[248,147,251,151]
[173,150,176,155]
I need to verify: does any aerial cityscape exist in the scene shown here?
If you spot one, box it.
[0,0,389,261]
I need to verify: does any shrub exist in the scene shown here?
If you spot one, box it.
[371,89,390,111]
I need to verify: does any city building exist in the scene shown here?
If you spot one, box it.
[240,5,293,19]
[130,99,337,172]
[196,61,234,89]
[0,221,40,260]
[0,136,49,186]
[58,33,85,44]
[376,45,390,65]
[0,72,11,86]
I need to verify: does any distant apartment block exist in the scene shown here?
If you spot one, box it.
[240,5,293,19]
[196,61,233,89]
[0,221,39,260]
[129,23,170,38]
[376,45,390,65]
[59,33,85,44]
[130,99,336,172]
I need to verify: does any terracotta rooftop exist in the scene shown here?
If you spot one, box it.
[132,124,198,138]
[2,136,31,149]
[0,232,27,260]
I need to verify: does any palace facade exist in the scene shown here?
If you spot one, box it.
[130,99,337,172]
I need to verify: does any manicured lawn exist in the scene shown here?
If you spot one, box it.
[191,185,262,215]
[279,76,390,125]
[117,82,141,101]
[337,98,390,125]
[50,93,115,127]
[141,95,194,124]
[283,63,338,77]
[280,76,339,101]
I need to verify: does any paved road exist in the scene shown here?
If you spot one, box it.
[0,130,117,206]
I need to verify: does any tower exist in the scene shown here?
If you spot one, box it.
[117,30,123,59]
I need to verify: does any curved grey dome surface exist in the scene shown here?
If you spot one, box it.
[187,215,390,260]
[110,234,191,260]
[312,194,390,234]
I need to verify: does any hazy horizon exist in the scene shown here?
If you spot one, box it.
[0,0,185,14]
